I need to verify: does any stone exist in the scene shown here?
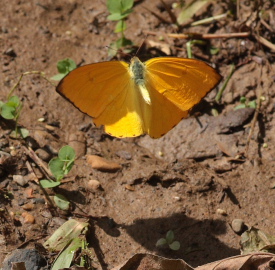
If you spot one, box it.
[22,203,35,211]
[13,175,28,186]
[216,208,227,216]
[232,219,245,234]
[35,148,52,162]
[2,249,46,270]
[116,150,132,160]
[21,212,35,224]
[87,179,101,191]
[86,155,122,172]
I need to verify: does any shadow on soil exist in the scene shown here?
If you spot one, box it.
[122,212,238,267]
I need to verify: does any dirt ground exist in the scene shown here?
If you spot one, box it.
[1,0,275,269]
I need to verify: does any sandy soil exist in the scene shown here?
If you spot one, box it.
[0,0,275,269]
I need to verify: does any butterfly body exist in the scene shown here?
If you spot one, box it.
[130,56,151,105]
[57,56,222,138]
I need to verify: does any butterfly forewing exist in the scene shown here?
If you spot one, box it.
[145,57,222,112]
[57,61,130,118]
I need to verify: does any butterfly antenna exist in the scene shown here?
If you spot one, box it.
[135,35,149,57]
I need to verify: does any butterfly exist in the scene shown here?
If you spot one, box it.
[56,56,222,138]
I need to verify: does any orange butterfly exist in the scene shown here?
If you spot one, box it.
[57,56,221,138]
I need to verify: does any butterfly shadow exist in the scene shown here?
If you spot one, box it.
[118,212,239,268]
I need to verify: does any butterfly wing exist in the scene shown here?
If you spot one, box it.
[145,57,222,112]
[57,57,221,139]
[139,84,189,138]
[56,61,145,137]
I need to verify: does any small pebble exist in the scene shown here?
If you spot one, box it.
[116,150,132,160]
[87,179,101,191]
[13,175,28,186]
[32,198,45,204]
[216,208,227,216]
[10,149,17,156]
[232,219,245,234]
[33,130,49,148]
[35,148,52,161]
[125,184,135,191]
[25,188,35,198]
[21,212,35,224]
[22,203,35,211]
[86,155,122,172]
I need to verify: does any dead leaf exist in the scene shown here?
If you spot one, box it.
[241,226,275,254]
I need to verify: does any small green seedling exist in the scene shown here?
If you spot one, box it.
[107,0,134,56]
[51,58,77,81]
[234,96,257,110]
[0,95,29,138]
[1,71,55,139]
[156,230,180,251]
[40,145,76,188]
[40,145,76,210]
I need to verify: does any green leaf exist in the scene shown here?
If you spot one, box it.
[107,0,122,14]
[0,101,4,109]
[40,179,61,188]
[107,0,133,20]
[1,104,16,119]
[107,0,133,14]
[54,194,70,210]
[234,104,246,110]
[169,241,181,251]
[156,238,167,247]
[107,13,126,21]
[57,58,76,74]
[121,0,134,11]
[49,146,75,180]
[58,145,76,161]
[248,100,257,109]
[115,20,126,33]
[240,96,247,103]
[50,73,66,81]
[8,95,20,106]
[49,157,65,181]
[51,238,82,270]
[166,230,175,244]
[18,127,29,138]
[7,95,19,104]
